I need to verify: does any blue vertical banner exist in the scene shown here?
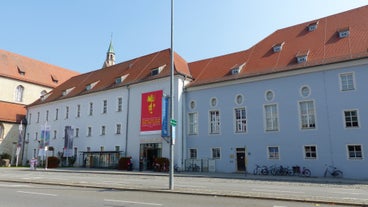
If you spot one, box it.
[161,96,170,137]
[44,124,51,147]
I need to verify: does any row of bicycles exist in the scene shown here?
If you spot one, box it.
[253,164,343,178]
[253,164,311,177]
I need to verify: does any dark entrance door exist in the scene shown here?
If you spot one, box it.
[236,148,246,172]
[140,143,162,170]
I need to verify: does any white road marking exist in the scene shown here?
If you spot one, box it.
[0,184,30,188]
[251,188,304,194]
[104,199,162,206]
[17,191,57,197]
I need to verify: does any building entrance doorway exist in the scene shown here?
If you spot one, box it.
[236,147,247,172]
[140,143,162,170]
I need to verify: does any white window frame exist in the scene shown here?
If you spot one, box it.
[339,72,355,91]
[15,85,24,102]
[234,107,247,133]
[116,123,122,135]
[264,104,279,131]
[267,146,280,160]
[101,126,106,135]
[89,102,93,116]
[209,110,221,134]
[117,97,123,112]
[347,144,363,160]
[211,147,221,159]
[102,100,107,114]
[188,112,198,135]
[87,127,92,137]
[76,104,81,118]
[299,100,316,130]
[304,145,317,159]
[344,109,359,128]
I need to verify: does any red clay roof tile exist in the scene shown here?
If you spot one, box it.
[0,101,26,123]
[0,50,79,88]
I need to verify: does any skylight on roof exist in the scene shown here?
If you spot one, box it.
[307,21,318,31]
[296,50,309,64]
[150,65,166,76]
[273,42,285,53]
[338,27,350,38]
[17,66,25,76]
[51,74,58,84]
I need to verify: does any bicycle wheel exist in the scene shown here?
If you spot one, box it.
[253,168,259,175]
[333,170,343,178]
[303,169,311,177]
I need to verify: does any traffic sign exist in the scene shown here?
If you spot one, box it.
[170,119,177,126]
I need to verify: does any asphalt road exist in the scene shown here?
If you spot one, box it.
[0,182,353,207]
[0,168,367,206]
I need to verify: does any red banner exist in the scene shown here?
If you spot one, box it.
[141,90,163,132]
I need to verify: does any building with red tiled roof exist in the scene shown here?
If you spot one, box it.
[0,49,79,165]
[25,6,368,178]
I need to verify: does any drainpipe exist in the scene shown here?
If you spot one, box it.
[124,85,131,157]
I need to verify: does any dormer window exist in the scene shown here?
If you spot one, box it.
[296,50,309,63]
[150,65,166,76]
[17,66,26,76]
[115,74,129,84]
[62,87,75,96]
[51,74,59,84]
[40,92,51,102]
[338,27,350,38]
[85,81,100,91]
[307,22,318,31]
[230,63,246,75]
[273,42,285,53]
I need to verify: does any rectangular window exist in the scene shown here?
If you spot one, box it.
[28,113,32,125]
[188,112,198,135]
[115,146,120,151]
[268,146,280,159]
[116,124,121,134]
[77,104,81,118]
[35,132,38,141]
[89,102,93,116]
[347,145,363,159]
[212,148,221,159]
[101,126,106,135]
[299,101,316,129]
[65,106,69,119]
[189,148,197,159]
[46,110,49,121]
[87,127,92,137]
[117,97,122,112]
[264,104,278,131]
[103,100,107,114]
[235,107,247,133]
[344,110,359,128]
[37,112,40,123]
[53,130,57,139]
[209,110,220,134]
[304,145,317,159]
[75,128,79,137]
[340,73,355,91]
[55,109,58,120]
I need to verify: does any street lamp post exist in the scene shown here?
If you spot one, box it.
[169,0,175,190]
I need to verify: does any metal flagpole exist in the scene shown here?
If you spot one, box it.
[169,0,175,190]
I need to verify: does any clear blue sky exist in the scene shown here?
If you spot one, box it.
[1,1,367,73]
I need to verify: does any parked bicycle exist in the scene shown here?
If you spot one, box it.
[292,165,311,177]
[253,164,268,175]
[270,165,292,176]
[324,165,343,178]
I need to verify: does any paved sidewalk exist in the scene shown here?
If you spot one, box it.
[1,167,368,206]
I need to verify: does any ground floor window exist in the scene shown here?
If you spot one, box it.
[267,146,279,159]
[304,145,317,159]
[211,147,221,159]
[189,148,197,159]
[347,144,363,159]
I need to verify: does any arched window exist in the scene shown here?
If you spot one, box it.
[0,124,4,140]
[15,85,24,102]
[40,90,47,96]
